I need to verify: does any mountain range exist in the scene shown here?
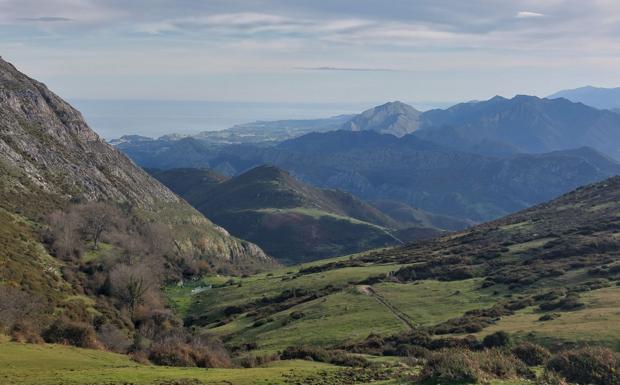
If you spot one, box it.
[549,85,620,110]
[117,129,620,222]
[417,95,620,159]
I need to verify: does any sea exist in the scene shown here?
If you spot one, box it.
[70,100,376,140]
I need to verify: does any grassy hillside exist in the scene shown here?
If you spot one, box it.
[152,165,448,264]
[169,176,620,357]
[0,336,340,385]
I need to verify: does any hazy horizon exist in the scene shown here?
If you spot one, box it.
[71,98,460,139]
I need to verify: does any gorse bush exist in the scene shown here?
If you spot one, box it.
[547,347,620,385]
[149,332,231,368]
[421,349,480,384]
[477,348,533,380]
[537,370,569,385]
[512,342,551,366]
[421,348,533,384]
[42,319,100,349]
[281,346,369,367]
[483,331,512,348]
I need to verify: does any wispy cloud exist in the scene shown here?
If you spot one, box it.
[516,11,545,19]
[296,66,401,72]
[3,1,620,103]
[18,16,73,22]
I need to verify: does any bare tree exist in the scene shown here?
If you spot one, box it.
[109,262,160,317]
[79,202,120,250]
[143,222,173,256]
[46,210,82,260]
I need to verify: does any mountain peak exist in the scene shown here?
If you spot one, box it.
[342,100,421,137]
[238,164,292,182]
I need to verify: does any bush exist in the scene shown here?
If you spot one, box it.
[421,348,532,384]
[42,319,99,348]
[149,333,231,368]
[547,347,620,385]
[235,353,279,368]
[539,313,561,322]
[537,370,569,385]
[10,321,43,344]
[512,342,551,366]
[97,323,131,353]
[280,346,368,367]
[483,331,512,348]
[477,349,533,379]
[421,349,480,384]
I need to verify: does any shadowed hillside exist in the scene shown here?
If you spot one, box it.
[152,165,463,264]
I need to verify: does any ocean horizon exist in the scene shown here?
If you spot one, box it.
[70,99,454,140]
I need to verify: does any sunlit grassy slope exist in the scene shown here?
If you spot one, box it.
[0,336,336,385]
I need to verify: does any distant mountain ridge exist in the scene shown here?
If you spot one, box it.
[416,95,620,159]
[151,165,463,264]
[116,127,620,223]
[549,85,620,110]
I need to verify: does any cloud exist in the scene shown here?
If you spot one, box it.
[296,66,400,72]
[516,11,545,18]
[18,16,73,22]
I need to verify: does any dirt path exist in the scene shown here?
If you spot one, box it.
[358,285,417,330]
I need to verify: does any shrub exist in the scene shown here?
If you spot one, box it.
[512,342,551,366]
[149,333,231,368]
[10,321,43,344]
[537,370,569,385]
[42,319,100,348]
[539,313,561,321]
[235,353,279,368]
[483,331,512,348]
[97,323,131,353]
[477,349,533,379]
[421,349,480,384]
[421,348,533,384]
[547,347,620,385]
[289,311,304,320]
[280,346,368,367]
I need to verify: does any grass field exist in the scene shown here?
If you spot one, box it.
[480,285,620,350]
[0,337,338,385]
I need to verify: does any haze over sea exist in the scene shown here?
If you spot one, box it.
[71,99,453,140]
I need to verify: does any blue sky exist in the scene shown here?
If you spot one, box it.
[2,0,620,104]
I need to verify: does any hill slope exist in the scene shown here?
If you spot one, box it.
[152,165,451,264]
[0,58,274,348]
[178,176,620,353]
[0,57,271,271]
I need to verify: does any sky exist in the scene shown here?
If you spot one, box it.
[2,0,620,104]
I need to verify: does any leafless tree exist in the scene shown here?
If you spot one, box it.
[46,210,82,260]
[109,262,160,317]
[79,202,120,250]
[143,222,173,256]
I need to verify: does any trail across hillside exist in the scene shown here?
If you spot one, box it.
[358,285,416,330]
